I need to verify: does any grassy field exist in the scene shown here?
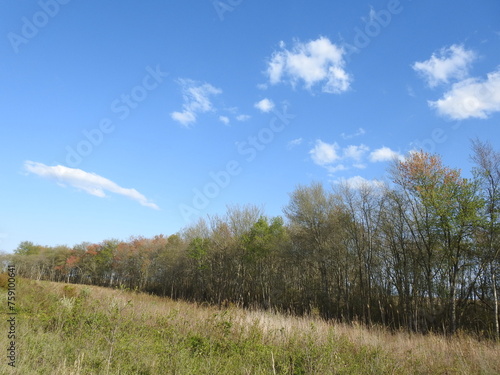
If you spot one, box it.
[0,277,499,374]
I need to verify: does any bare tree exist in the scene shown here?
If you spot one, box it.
[471,139,500,341]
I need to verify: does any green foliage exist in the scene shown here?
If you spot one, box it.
[14,240,43,255]
[187,237,210,274]
[188,237,209,261]
[241,216,285,261]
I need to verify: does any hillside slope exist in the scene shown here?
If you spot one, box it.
[1,278,499,374]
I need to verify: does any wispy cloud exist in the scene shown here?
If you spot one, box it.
[333,175,385,189]
[326,164,348,174]
[343,144,369,162]
[413,45,476,88]
[429,69,500,120]
[266,36,351,94]
[341,127,366,139]
[24,161,159,210]
[287,138,303,150]
[219,115,230,125]
[236,114,251,121]
[368,7,377,22]
[171,79,222,127]
[171,111,196,125]
[369,147,404,162]
[254,98,275,113]
[406,85,416,98]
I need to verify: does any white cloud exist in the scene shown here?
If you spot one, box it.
[326,164,348,173]
[24,161,159,210]
[429,69,500,120]
[309,140,340,165]
[254,98,275,113]
[170,79,222,126]
[343,144,369,162]
[219,115,230,125]
[287,138,303,149]
[368,7,377,22]
[413,45,476,88]
[236,114,251,121]
[311,142,403,175]
[341,127,366,139]
[171,111,196,125]
[353,163,367,170]
[267,51,286,85]
[266,36,351,94]
[369,147,404,162]
[334,176,385,189]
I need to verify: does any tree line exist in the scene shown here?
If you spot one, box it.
[2,140,499,339]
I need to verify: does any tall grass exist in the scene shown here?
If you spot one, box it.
[1,278,499,374]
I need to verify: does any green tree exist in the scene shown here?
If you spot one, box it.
[14,241,43,256]
[240,216,288,308]
[392,151,482,334]
[284,182,344,318]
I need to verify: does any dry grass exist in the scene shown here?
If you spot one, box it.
[233,308,500,374]
[1,279,499,374]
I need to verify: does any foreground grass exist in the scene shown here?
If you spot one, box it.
[0,278,499,374]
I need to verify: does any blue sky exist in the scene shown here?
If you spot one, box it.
[1,0,499,252]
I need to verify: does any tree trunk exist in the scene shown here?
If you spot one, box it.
[492,271,499,341]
